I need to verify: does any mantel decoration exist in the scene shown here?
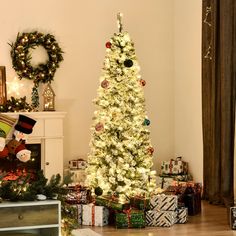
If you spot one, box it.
[0,96,33,112]
[42,82,55,111]
[0,66,7,106]
[9,31,64,109]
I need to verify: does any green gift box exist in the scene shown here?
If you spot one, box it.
[116,209,145,228]
[130,196,150,210]
[95,196,130,211]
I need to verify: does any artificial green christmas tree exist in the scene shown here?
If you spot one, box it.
[86,14,156,200]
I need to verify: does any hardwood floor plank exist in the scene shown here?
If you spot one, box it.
[80,201,234,236]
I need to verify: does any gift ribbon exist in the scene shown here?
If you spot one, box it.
[123,208,132,227]
[92,204,95,226]
[169,160,173,174]
[161,177,165,189]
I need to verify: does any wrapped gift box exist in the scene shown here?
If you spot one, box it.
[164,185,187,207]
[95,196,130,211]
[130,196,150,210]
[69,158,87,170]
[176,207,188,223]
[65,185,91,204]
[230,207,236,230]
[82,204,109,226]
[150,194,178,211]
[157,175,192,189]
[165,185,187,195]
[183,186,201,215]
[172,174,192,182]
[165,184,202,212]
[146,210,177,227]
[108,208,116,225]
[69,169,87,185]
[161,158,188,175]
[183,192,199,216]
[156,176,175,190]
[115,210,145,228]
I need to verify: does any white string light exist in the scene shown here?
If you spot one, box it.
[6,77,24,97]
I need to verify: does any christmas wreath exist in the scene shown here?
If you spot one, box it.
[10,31,64,84]
[9,31,64,108]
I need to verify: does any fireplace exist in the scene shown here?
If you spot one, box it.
[0,144,41,177]
[25,143,41,172]
[1,111,66,180]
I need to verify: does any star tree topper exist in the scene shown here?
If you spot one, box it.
[117,13,123,33]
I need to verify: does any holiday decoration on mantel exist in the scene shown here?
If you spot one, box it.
[0,96,33,112]
[9,31,64,110]
[0,66,7,106]
[86,13,156,201]
[42,82,56,111]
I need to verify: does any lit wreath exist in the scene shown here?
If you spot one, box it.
[10,31,64,84]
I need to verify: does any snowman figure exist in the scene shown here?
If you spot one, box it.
[7,114,36,162]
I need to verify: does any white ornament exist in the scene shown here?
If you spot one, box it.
[37,194,47,201]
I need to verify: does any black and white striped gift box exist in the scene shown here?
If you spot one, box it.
[146,210,177,227]
[176,207,188,223]
[150,194,178,211]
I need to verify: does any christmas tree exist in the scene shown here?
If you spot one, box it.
[86,14,156,200]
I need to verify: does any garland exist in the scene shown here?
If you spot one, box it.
[10,31,64,84]
[0,96,33,112]
[0,171,77,234]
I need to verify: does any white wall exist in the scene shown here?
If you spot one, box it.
[0,0,202,181]
[174,0,203,182]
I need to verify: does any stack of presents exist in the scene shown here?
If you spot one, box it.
[64,157,202,228]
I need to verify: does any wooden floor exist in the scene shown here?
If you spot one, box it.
[82,201,236,236]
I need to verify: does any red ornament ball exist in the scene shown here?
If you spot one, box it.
[101,79,109,89]
[148,147,154,155]
[140,79,146,86]
[95,122,104,132]
[105,42,112,48]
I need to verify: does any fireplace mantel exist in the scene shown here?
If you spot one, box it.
[3,111,66,179]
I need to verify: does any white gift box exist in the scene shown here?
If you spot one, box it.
[82,204,109,226]
[150,194,178,211]
[156,176,175,190]
[146,210,177,227]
